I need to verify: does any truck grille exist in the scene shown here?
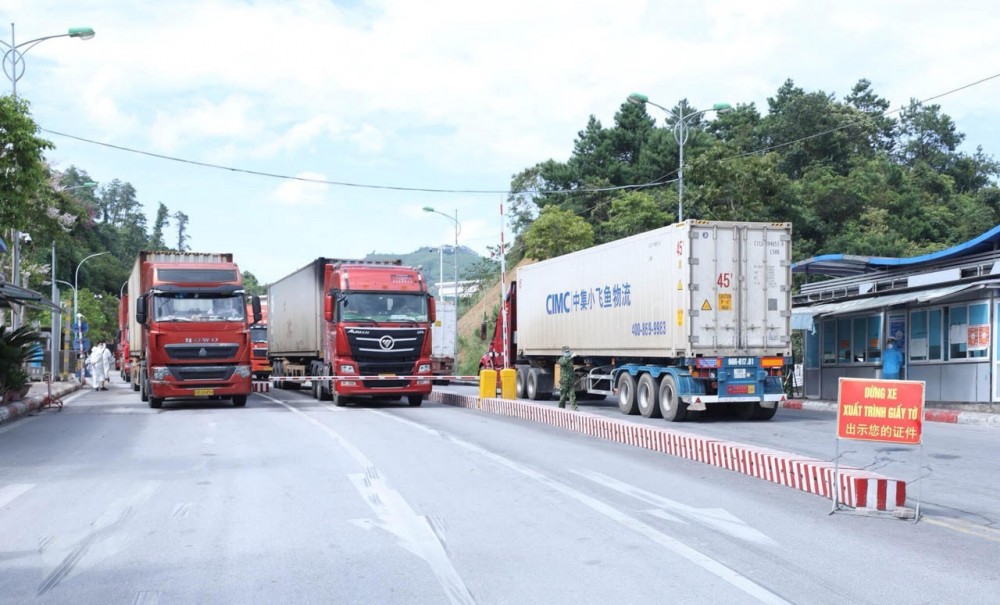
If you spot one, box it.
[252,349,268,358]
[362,379,409,389]
[345,327,426,363]
[165,343,240,361]
[168,365,236,381]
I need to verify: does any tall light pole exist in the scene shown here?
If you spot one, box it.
[423,207,461,365]
[52,278,75,380]
[627,93,731,222]
[74,251,109,382]
[2,23,95,326]
[47,183,97,376]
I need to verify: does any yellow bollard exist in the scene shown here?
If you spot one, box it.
[499,368,517,400]
[479,369,498,399]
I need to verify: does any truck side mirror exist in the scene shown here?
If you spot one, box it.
[324,294,334,322]
[136,295,147,324]
[427,295,436,323]
[251,295,262,324]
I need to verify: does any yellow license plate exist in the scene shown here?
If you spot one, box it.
[194,389,215,396]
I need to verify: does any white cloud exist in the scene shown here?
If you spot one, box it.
[271,172,330,206]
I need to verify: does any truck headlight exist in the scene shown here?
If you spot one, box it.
[339,364,356,374]
[417,363,431,374]
[234,365,251,378]
[152,366,171,380]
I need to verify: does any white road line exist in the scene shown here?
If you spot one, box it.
[372,410,791,605]
[0,483,35,508]
[261,394,474,605]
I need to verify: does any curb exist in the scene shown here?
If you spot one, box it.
[431,391,906,512]
[0,383,81,425]
[783,399,1000,428]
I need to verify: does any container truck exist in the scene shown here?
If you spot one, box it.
[480,220,793,421]
[116,293,130,380]
[247,296,271,379]
[430,299,456,383]
[268,258,435,406]
[128,251,260,408]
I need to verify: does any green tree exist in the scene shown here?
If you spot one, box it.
[601,191,669,239]
[241,271,265,296]
[174,211,190,251]
[150,203,171,250]
[522,205,594,260]
[0,96,53,231]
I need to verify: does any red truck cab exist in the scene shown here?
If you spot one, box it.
[247,298,270,379]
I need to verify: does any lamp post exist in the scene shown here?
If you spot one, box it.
[52,278,74,380]
[74,251,109,382]
[423,207,461,365]
[2,21,95,326]
[627,93,731,222]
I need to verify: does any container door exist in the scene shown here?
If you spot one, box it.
[688,224,738,351]
[741,225,792,353]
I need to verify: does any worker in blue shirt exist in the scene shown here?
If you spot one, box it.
[882,339,904,380]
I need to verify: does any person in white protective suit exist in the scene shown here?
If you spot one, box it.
[88,341,114,391]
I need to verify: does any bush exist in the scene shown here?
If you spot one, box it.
[0,326,43,396]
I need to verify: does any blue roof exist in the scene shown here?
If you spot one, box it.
[792,224,1000,276]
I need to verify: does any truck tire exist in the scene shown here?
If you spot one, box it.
[132,377,139,392]
[637,374,662,418]
[140,374,149,402]
[407,395,423,407]
[232,395,247,407]
[616,372,638,415]
[318,376,332,401]
[148,396,163,409]
[332,392,347,407]
[658,375,688,422]
[742,402,777,421]
[526,368,551,401]
[515,367,527,399]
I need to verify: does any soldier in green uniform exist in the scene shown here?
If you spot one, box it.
[558,346,577,411]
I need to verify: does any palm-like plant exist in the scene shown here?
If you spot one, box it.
[0,325,43,397]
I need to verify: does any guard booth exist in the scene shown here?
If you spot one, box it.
[792,225,1000,406]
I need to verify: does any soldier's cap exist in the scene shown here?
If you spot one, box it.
[562,345,570,352]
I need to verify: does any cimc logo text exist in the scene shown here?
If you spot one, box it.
[546,292,572,315]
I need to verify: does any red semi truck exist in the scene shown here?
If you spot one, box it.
[128,251,260,408]
[116,293,130,380]
[247,296,271,379]
[268,258,435,406]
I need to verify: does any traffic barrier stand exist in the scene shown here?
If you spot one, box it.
[39,378,63,411]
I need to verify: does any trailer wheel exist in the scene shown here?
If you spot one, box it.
[232,395,247,407]
[637,374,662,418]
[140,373,149,403]
[658,375,688,422]
[318,375,332,401]
[515,367,527,399]
[526,368,550,401]
[616,373,638,415]
[742,402,777,421]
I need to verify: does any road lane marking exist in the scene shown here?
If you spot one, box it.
[372,410,791,605]
[0,483,35,508]
[924,517,1000,543]
[575,470,778,546]
[261,394,474,605]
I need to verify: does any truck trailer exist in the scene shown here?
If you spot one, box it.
[128,251,260,408]
[267,258,435,406]
[247,296,271,379]
[480,220,793,421]
[430,299,456,383]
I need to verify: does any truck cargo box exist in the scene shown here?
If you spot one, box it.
[266,259,325,358]
[515,221,792,358]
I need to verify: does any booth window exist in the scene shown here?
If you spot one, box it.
[822,314,882,365]
[909,309,943,361]
[946,302,990,360]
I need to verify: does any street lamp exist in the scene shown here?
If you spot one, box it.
[74,251,109,382]
[423,207,461,368]
[2,20,96,325]
[0,23,96,99]
[628,93,731,222]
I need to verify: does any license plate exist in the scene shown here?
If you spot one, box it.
[194,388,215,396]
[727,384,755,394]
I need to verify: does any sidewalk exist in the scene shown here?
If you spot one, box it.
[0,380,83,425]
[782,399,1000,428]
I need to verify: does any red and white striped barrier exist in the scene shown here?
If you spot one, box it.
[251,375,481,393]
[430,391,907,512]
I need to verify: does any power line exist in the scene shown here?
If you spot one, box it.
[41,70,1000,198]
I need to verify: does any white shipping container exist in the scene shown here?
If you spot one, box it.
[431,300,457,359]
[267,259,325,358]
[516,221,792,358]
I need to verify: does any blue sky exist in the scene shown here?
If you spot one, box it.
[3,0,1000,284]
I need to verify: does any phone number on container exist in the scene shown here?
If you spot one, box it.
[631,321,667,336]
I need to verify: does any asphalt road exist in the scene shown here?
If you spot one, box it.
[0,380,997,604]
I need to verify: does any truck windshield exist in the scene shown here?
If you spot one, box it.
[339,292,428,323]
[250,326,267,343]
[153,293,246,322]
